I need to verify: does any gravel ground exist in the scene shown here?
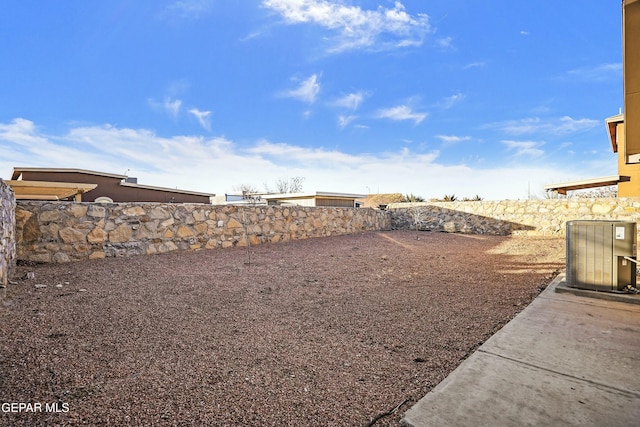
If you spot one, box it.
[0,230,565,426]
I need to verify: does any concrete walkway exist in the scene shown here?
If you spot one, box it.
[402,274,640,427]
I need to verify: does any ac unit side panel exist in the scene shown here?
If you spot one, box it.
[566,220,637,292]
[567,221,614,291]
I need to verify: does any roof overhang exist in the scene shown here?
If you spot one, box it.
[605,113,624,153]
[12,167,127,180]
[7,180,97,201]
[262,191,367,200]
[119,181,215,197]
[544,175,627,195]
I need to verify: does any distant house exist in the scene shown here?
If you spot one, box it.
[546,1,639,196]
[9,167,214,203]
[211,192,268,206]
[261,191,366,208]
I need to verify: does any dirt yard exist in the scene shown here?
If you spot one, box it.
[0,230,565,426]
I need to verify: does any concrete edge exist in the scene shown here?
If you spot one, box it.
[400,273,567,427]
[554,275,640,305]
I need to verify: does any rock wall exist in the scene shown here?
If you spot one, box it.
[388,198,640,236]
[1,179,16,287]
[14,198,640,264]
[15,201,390,263]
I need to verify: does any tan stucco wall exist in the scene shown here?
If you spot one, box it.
[624,0,640,158]
[617,123,639,196]
[288,198,316,207]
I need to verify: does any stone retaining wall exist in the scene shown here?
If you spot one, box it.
[1,179,16,287]
[15,201,390,263]
[13,198,640,264]
[388,198,640,236]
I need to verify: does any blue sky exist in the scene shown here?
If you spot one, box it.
[0,0,624,200]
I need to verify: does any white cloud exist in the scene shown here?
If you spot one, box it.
[495,117,543,135]
[435,135,471,145]
[559,142,573,149]
[162,0,214,20]
[435,36,453,49]
[530,105,551,115]
[0,118,614,201]
[248,139,364,164]
[0,118,48,146]
[262,0,431,53]
[555,116,600,133]
[375,105,427,124]
[0,119,129,172]
[489,116,599,135]
[283,74,321,104]
[502,140,545,158]
[149,97,182,119]
[337,115,356,129]
[463,61,487,70]
[440,91,465,109]
[567,63,622,82]
[333,91,365,111]
[189,108,212,131]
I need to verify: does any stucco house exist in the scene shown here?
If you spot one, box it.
[262,191,366,208]
[9,167,214,203]
[546,0,639,196]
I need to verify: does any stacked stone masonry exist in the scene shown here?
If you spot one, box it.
[389,198,640,239]
[0,179,16,287]
[11,198,640,264]
[15,201,391,263]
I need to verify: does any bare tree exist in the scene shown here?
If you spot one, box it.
[233,183,259,194]
[409,206,429,239]
[231,183,261,204]
[541,186,618,200]
[290,176,305,193]
[275,176,305,193]
[573,186,618,198]
[543,189,563,199]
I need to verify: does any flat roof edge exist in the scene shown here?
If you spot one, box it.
[605,113,624,124]
[544,175,622,194]
[12,167,128,180]
[262,191,367,199]
[119,181,214,197]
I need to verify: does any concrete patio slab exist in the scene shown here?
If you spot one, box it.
[402,274,640,427]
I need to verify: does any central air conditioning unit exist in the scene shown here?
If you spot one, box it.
[566,220,637,292]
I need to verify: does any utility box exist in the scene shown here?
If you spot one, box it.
[566,220,637,292]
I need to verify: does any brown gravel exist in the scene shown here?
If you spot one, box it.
[0,230,565,426]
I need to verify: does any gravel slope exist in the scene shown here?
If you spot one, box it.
[0,230,565,426]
